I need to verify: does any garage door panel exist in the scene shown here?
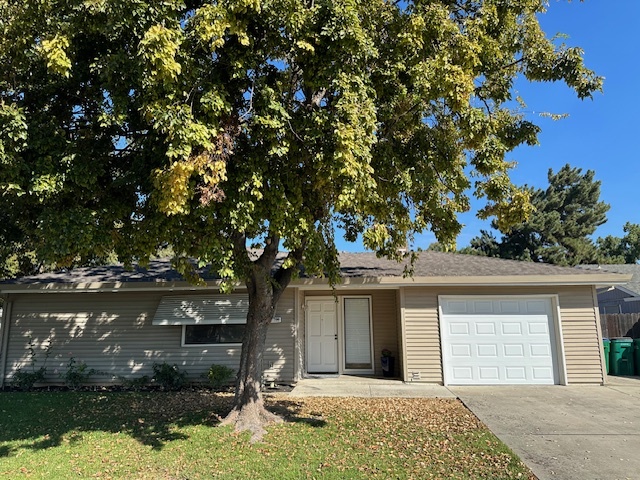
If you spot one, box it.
[447,301,468,314]
[525,300,549,314]
[450,344,471,357]
[475,322,495,335]
[505,366,526,380]
[498,301,520,314]
[472,301,493,313]
[441,297,559,385]
[453,366,473,379]
[530,344,551,357]
[477,344,498,357]
[504,344,524,357]
[533,367,554,380]
[449,322,469,335]
[478,366,499,380]
[528,321,549,335]
[502,322,522,335]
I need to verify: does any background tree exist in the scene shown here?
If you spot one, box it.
[0,1,601,437]
[596,223,640,264]
[462,164,609,265]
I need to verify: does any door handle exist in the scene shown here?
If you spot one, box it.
[335,334,338,340]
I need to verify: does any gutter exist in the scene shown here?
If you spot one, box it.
[0,273,632,295]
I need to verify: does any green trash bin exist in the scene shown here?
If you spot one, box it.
[610,338,634,376]
[634,339,640,376]
[603,338,610,374]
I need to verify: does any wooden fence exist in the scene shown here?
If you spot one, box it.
[601,313,640,339]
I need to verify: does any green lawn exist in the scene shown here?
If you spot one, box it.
[0,391,534,479]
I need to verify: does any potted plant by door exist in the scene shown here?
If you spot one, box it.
[381,349,395,378]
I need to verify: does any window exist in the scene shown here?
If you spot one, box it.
[183,324,245,345]
[343,297,373,370]
[153,294,249,346]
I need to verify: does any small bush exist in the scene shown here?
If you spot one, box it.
[152,362,187,391]
[207,364,235,390]
[12,367,46,391]
[11,335,52,390]
[62,357,97,389]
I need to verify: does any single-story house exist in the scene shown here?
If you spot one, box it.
[577,264,640,314]
[0,252,630,387]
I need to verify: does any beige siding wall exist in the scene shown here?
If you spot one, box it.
[557,287,604,384]
[264,289,296,381]
[3,283,603,386]
[3,289,296,385]
[302,289,399,376]
[402,288,441,382]
[400,285,604,385]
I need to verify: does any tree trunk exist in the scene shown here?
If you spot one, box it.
[221,263,283,441]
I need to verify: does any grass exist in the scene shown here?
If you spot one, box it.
[0,391,535,479]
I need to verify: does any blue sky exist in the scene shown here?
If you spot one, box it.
[337,0,640,252]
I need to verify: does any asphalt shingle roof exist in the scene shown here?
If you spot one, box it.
[5,251,597,286]
[337,251,592,277]
[577,264,640,296]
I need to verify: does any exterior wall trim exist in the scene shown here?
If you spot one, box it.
[1,273,631,295]
[551,294,568,385]
[398,288,408,382]
[0,297,12,388]
[592,285,608,385]
[293,288,301,381]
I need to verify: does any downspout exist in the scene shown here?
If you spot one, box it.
[0,296,12,388]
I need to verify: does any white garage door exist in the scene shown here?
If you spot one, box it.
[440,297,560,385]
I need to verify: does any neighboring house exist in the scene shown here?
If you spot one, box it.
[577,264,640,314]
[0,252,630,387]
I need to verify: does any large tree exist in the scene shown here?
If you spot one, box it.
[0,1,601,437]
[462,164,610,265]
[597,222,640,264]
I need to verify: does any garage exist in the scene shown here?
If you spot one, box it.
[439,296,563,385]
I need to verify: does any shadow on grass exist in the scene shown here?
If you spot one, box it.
[267,399,327,428]
[0,391,327,455]
[0,391,231,454]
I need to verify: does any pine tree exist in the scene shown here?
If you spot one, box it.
[464,164,609,266]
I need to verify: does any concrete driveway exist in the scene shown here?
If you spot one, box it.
[449,376,640,480]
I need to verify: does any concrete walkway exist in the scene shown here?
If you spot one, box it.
[450,376,640,480]
[289,375,455,398]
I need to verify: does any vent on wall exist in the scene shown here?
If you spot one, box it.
[411,371,421,381]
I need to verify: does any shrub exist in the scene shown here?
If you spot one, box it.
[12,367,47,391]
[152,362,187,391]
[207,364,235,390]
[61,357,97,389]
[11,336,52,390]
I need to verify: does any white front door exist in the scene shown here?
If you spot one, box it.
[306,299,338,373]
[440,296,560,385]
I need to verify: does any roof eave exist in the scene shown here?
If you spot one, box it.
[293,273,633,289]
[0,273,631,294]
